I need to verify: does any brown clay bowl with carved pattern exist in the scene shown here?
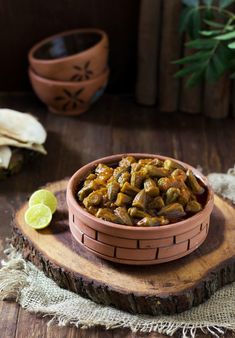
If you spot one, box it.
[28,28,109,81]
[66,153,214,265]
[29,67,109,116]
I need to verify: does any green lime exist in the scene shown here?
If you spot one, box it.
[25,204,52,229]
[29,189,57,214]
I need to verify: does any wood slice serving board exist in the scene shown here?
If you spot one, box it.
[12,179,235,315]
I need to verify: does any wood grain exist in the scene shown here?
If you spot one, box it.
[159,0,182,112]
[11,178,235,316]
[135,0,162,105]
[1,93,235,336]
[203,75,230,119]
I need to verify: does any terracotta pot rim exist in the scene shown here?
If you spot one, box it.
[66,153,214,231]
[28,66,109,86]
[28,28,108,65]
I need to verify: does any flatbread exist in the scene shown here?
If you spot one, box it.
[0,135,47,155]
[0,146,12,169]
[0,109,46,144]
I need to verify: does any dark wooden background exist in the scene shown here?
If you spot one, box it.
[1,0,234,117]
[0,0,139,93]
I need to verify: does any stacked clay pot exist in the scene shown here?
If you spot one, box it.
[28,29,109,116]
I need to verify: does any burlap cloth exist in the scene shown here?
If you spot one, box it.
[1,167,235,337]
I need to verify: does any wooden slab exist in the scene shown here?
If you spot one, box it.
[12,179,235,315]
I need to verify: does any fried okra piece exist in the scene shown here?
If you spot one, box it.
[96,208,120,223]
[78,178,105,201]
[86,206,98,215]
[107,181,120,201]
[158,203,186,219]
[178,187,191,206]
[144,178,159,197]
[131,162,142,173]
[85,173,97,182]
[146,165,170,178]
[165,187,180,205]
[113,166,129,180]
[130,169,147,188]
[115,192,132,207]
[98,168,113,181]
[150,158,164,167]
[148,196,165,210]
[171,169,187,182]
[132,189,147,210]
[118,171,131,186]
[119,156,136,167]
[137,216,169,227]
[186,200,202,213]
[95,163,111,174]
[114,207,133,225]
[158,177,183,191]
[121,182,140,196]
[163,159,185,171]
[138,158,152,165]
[128,207,150,218]
[78,185,93,201]
[83,190,103,207]
[186,170,205,195]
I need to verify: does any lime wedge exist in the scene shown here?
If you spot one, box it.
[25,204,52,229]
[29,189,57,214]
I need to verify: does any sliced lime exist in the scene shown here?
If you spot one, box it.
[25,204,52,229]
[29,189,57,214]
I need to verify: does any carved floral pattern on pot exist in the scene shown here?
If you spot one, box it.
[54,89,85,111]
[70,61,93,81]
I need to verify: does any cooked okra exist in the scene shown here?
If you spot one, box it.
[77,156,206,226]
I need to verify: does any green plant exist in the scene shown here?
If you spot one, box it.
[174,0,235,87]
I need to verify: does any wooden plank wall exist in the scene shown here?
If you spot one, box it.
[136,0,234,118]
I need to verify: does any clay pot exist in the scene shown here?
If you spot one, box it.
[28,28,109,81]
[67,154,214,265]
[29,67,109,116]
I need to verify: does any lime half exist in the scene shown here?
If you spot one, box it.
[25,204,52,229]
[29,189,57,214]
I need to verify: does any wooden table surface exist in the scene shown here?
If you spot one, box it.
[1,93,235,338]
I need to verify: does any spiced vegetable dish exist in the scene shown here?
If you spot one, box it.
[77,156,206,227]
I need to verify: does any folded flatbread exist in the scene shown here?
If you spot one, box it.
[0,145,12,168]
[0,135,47,154]
[0,109,46,144]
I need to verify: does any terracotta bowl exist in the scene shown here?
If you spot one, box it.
[66,154,214,265]
[28,28,109,81]
[29,67,109,116]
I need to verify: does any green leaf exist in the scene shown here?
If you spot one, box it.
[215,30,235,40]
[230,71,235,78]
[186,38,217,49]
[228,41,235,48]
[204,19,225,28]
[179,7,197,34]
[201,30,222,36]
[174,63,205,78]
[202,0,214,6]
[186,69,205,87]
[173,51,211,64]
[219,0,235,9]
[183,0,199,6]
[217,43,234,66]
[205,54,226,82]
[213,54,226,74]
[189,9,201,39]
